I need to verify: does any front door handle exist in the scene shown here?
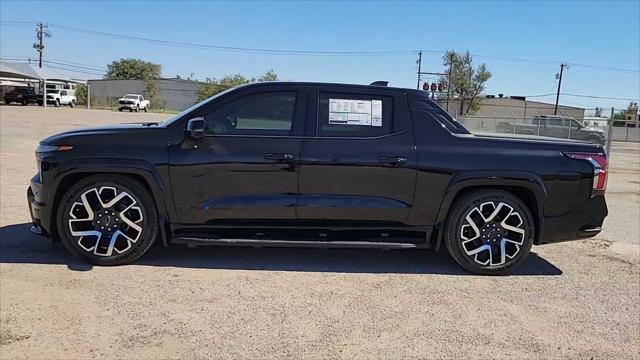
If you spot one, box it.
[378,156,407,166]
[264,153,295,161]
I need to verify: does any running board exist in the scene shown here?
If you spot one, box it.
[172,237,422,249]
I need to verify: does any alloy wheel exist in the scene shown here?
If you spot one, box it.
[459,201,526,266]
[67,186,144,257]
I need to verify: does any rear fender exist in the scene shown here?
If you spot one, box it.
[433,171,547,250]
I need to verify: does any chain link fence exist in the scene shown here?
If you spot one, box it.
[456,109,639,174]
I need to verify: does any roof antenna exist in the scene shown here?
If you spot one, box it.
[370,81,388,86]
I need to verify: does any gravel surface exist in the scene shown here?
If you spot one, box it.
[1,106,639,359]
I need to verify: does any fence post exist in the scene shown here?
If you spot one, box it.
[606,107,614,154]
[87,84,91,109]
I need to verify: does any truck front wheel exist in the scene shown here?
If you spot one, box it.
[444,189,534,275]
[56,174,159,265]
[54,99,60,107]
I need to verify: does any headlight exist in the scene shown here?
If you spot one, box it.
[36,144,74,153]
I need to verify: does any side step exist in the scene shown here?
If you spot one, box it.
[172,237,421,249]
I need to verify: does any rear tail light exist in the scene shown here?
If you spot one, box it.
[564,152,608,193]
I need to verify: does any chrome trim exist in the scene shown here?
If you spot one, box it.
[173,237,418,249]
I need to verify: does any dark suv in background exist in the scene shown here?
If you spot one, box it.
[27,82,608,275]
[3,87,39,106]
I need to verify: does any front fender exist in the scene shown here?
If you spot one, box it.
[433,171,547,250]
[46,158,173,246]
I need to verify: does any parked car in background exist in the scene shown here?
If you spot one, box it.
[497,115,606,145]
[27,81,608,275]
[118,94,150,112]
[3,87,40,105]
[38,90,77,107]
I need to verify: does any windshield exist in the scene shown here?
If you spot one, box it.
[123,95,138,99]
[161,85,241,127]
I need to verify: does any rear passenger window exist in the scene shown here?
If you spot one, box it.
[318,92,393,137]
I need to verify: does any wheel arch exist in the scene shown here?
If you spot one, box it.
[430,171,547,250]
[48,160,172,247]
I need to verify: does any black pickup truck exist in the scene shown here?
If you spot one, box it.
[4,87,39,105]
[27,82,608,275]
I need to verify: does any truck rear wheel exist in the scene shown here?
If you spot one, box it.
[56,174,159,266]
[444,189,534,275]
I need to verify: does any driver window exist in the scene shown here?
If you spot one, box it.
[204,92,297,135]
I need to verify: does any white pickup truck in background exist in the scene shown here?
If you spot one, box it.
[118,94,150,112]
[39,90,77,107]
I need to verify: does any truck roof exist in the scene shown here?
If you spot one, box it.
[235,81,428,96]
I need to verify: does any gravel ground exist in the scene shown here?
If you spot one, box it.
[1,105,639,359]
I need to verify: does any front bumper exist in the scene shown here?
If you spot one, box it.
[540,195,608,244]
[27,175,51,237]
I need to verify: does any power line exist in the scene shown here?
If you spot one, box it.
[48,24,418,56]
[2,21,639,72]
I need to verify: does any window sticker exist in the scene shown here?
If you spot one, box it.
[329,99,383,127]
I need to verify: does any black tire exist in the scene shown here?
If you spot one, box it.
[444,189,534,275]
[135,105,139,112]
[56,174,159,266]
[144,106,148,113]
[4,99,10,104]
[69,99,76,108]
[129,108,133,112]
[21,98,28,105]
[118,108,123,112]
[54,99,60,107]
[37,101,42,106]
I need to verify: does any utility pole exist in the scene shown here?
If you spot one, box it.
[416,51,422,89]
[554,63,567,115]
[446,53,453,112]
[33,22,51,68]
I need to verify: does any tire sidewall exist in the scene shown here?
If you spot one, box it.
[56,175,158,266]
[445,190,534,275]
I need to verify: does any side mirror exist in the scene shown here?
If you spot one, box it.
[187,117,205,139]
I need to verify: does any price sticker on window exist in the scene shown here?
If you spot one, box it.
[329,99,382,127]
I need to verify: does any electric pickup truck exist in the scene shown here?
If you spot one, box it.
[27,82,608,275]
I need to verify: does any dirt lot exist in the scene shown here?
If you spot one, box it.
[1,105,639,359]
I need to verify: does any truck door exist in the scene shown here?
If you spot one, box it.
[168,85,307,225]
[297,87,417,224]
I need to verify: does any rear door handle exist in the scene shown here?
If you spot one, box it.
[378,156,407,166]
[264,153,295,161]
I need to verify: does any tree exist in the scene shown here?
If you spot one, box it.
[196,70,279,101]
[105,58,161,80]
[144,80,162,110]
[257,69,278,82]
[75,83,87,106]
[439,50,491,115]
